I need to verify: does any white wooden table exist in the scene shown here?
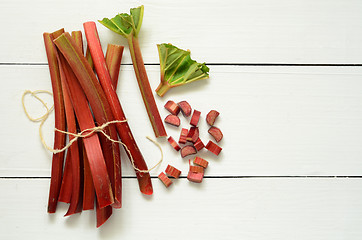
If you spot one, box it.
[1,0,362,239]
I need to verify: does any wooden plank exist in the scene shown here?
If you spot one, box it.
[0,0,362,64]
[1,178,362,239]
[2,65,362,177]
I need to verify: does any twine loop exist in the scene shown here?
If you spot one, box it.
[22,90,162,173]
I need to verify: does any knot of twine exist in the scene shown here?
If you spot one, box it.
[22,90,162,173]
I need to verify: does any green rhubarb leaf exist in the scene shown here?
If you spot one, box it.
[98,5,144,38]
[156,43,209,96]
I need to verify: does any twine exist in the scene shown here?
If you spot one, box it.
[21,90,162,173]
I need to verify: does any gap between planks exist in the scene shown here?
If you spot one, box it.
[1,63,362,67]
[2,176,362,180]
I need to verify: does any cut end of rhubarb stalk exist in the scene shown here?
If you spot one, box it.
[178,128,188,144]
[186,127,199,143]
[205,140,222,156]
[208,126,223,142]
[190,110,201,126]
[167,136,181,151]
[193,138,205,151]
[180,145,197,158]
[164,100,180,115]
[158,172,172,188]
[189,165,204,173]
[178,101,192,117]
[193,156,209,168]
[165,165,181,178]
[156,43,209,96]
[137,173,153,195]
[164,114,180,127]
[187,171,204,183]
[206,110,219,126]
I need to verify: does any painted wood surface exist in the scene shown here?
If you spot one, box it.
[1,178,362,240]
[0,0,362,64]
[1,0,361,239]
[2,65,362,176]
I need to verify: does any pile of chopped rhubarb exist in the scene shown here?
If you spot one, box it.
[160,100,223,186]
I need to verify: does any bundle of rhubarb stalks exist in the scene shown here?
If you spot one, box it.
[43,22,159,227]
[42,5,211,228]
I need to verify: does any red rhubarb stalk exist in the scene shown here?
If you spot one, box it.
[83,22,152,195]
[82,145,95,210]
[99,6,167,138]
[164,114,180,127]
[104,43,123,209]
[62,31,84,215]
[58,38,120,210]
[105,44,124,89]
[96,198,112,228]
[71,31,84,53]
[127,31,166,137]
[43,30,67,213]
[58,151,72,203]
[55,41,114,209]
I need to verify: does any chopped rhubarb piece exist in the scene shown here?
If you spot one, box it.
[208,126,223,142]
[164,114,180,127]
[205,140,222,156]
[178,101,192,117]
[165,165,181,178]
[164,100,180,115]
[206,110,220,126]
[187,171,204,183]
[193,156,209,168]
[158,172,172,188]
[180,145,197,158]
[190,110,201,126]
[178,128,188,144]
[193,138,205,151]
[189,165,204,173]
[167,136,181,151]
[186,127,199,143]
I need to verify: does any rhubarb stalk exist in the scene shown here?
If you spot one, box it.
[83,22,152,195]
[55,40,114,209]
[43,30,67,213]
[105,44,124,89]
[99,5,167,138]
